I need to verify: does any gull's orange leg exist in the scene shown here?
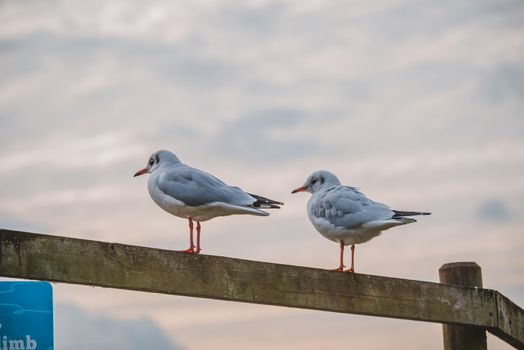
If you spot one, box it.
[180,218,195,253]
[195,221,202,254]
[333,242,345,272]
[345,245,355,272]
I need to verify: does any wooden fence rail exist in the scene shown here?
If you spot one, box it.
[0,229,522,349]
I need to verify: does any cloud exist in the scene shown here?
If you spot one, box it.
[213,108,321,162]
[55,303,182,350]
[0,217,41,233]
[0,132,144,173]
[476,198,513,223]
[476,63,524,102]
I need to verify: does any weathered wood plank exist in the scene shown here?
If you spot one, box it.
[0,229,522,348]
[490,293,524,349]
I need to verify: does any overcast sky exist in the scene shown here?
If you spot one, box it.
[1,0,523,349]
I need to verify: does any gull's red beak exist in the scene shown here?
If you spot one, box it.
[134,168,149,177]
[291,186,307,194]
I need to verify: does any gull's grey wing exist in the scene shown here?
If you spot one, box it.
[157,165,255,207]
[309,186,394,229]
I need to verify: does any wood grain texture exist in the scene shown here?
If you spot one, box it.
[439,262,487,350]
[0,229,522,348]
[491,293,524,349]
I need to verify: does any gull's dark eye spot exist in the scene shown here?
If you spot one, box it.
[148,158,154,166]
[155,153,160,163]
[320,176,325,184]
[311,178,317,184]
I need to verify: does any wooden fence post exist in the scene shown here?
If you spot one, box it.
[439,262,487,350]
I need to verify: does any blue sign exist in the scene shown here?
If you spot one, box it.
[0,282,53,350]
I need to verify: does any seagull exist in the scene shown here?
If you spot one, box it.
[134,150,283,254]
[292,170,430,272]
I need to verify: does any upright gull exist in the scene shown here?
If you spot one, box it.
[134,150,282,253]
[292,170,430,272]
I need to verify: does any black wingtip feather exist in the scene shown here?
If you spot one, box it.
[392,210,431,218]
[248,192,284,209]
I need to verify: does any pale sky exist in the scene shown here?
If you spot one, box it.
[1,0,523,349]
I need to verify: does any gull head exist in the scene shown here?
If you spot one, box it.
[291,170,341,194]
[133,150,181,177]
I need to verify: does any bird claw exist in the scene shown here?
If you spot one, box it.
[179,247,195,254]
[344,267,355,273]
[332,266,345,272]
